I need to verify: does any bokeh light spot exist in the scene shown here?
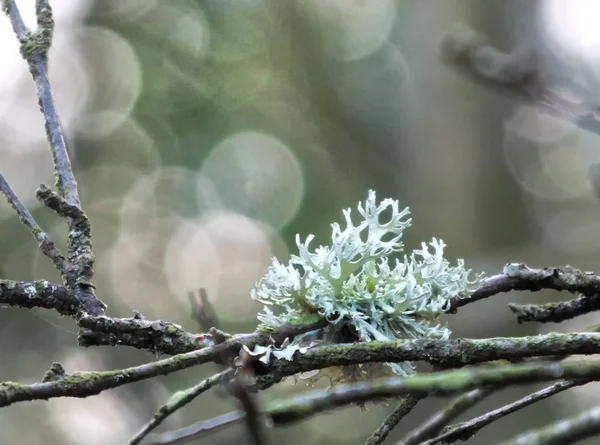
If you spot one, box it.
[164,211,281,319]
[301,0,396,61]
[73,26,142,137]
[503,105,600,201]
[200,131,304,229]
[543,0,600,59]
[541,207,600,254]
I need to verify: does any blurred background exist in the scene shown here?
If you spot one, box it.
[2,0,600,443]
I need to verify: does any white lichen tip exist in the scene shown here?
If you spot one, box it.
[250,190,482,378]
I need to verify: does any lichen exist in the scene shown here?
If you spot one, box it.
[249,191,482,381]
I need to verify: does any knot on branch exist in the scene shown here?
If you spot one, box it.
[42,363,68,382]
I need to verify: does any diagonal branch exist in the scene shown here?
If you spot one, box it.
[440,23,600,137]
[126,369,236,445]
[425,380,585,445]
[146,412,245,445]
[144,360,600,444]
[497,402,600,445]
[397,387,496,445]
[363,395,421,445]
[0,343,233,408]
[36,185,103,316]
[0,174,65,271]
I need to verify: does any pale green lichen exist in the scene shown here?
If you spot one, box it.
[250,191,482,380]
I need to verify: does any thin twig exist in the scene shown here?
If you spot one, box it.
[36,185,104,316]
[509,296,600,324]
[36,185,85,220]
[450,263,600,313]
[496,402,600,445]
[397,387,496,445]
[363,395,421,445]
[146,411,245,445]
[227,376,270,445]
[126,369,235,445]
[189,288,221,332]
[192,289,269,445]
[0,174,65,271]
[133,290,270,445]
[0,342,234,408]
[424,380,585,445]
[5,0,79,206]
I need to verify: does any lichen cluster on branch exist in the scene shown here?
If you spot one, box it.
[249,191,482,377]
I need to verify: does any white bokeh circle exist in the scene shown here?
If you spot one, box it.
[200,131,304,229]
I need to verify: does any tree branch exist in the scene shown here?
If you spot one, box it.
[363,395,421,445]
[6,263,597,357]
[77,314,209,355]
[0,344,233,408]
[37,184,103,316]
[440,23,600,137]
[5,330,596,411]
[257,333,600,383]
[4,0,78,206]
[146,360,599,444]
[425,380,585,445]
[80,317,328,355]
[450,263,600,313]
[0,316,334,407]
[146,412,245,445]
[126,369,235,445]
[509,295,600,324]
[0,279,77,315]
[3,0,105,317]
[397,387,496,445]
[498,403,600,445]
[263,359,600,426]
[0,175,65,272]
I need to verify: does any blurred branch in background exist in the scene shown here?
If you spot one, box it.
[396,387,496,445]
[498,404,600,445]
[423,379,584,445]
[364,395,421,445]
[441,23,600,138]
